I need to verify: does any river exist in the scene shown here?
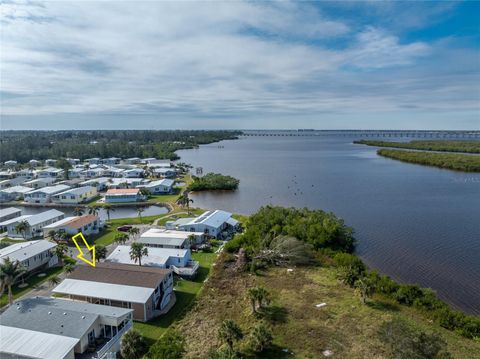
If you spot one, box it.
[176,134,480,315]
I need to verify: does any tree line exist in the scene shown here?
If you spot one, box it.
[0,130,241,163]
[188,173,240,191]
[354,139,480,153]
[377,149,480,172]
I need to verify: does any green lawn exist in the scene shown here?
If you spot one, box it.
[0,266,64,307]
[134,245,221,342]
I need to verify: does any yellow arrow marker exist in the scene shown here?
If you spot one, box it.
[72,232,96,267]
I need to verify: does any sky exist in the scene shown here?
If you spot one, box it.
[0,1,479,130]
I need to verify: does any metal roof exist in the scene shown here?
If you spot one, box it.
[28,184,71,195]
[0,240,56,263]
[0,207,21,218]
[139,229,203,246]
[0,325,78,359]
[54,185,95,196]
[25,209,64,226]
[54,278,155,303]
[107,245,189,267]
[178,210,233,229]
[1,185,33,194]
[146,179,175,187]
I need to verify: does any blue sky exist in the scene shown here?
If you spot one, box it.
[0,1,479,130]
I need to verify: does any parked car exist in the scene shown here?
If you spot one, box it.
[117,225,132,232]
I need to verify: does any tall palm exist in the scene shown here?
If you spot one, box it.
[136,207,145,223]
[88,205,100,216]
[129,227,140,241]
[247,287,260,314]
[47,230,58,242]
[0,258,27,305]
[54,244,68,265]
[73,207,84,216]
[96,245,108,262]
[103,203,115,221]
[130,242,148,266]
[218,319,243,352]
[176,191,194,214]
[64,262,75,274]
[355,277,375,304]
[14,220,30,240]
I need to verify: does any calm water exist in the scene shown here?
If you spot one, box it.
[177,135,480,315]
[12,205,168,221]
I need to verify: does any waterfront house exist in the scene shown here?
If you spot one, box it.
[0,240,58,273]
[29,159,41,167]
[140,179,174,194]
[0,177,27,190]
[152,167,177,178]
[139,228,205,248]
[4,160,18,167]
[106,245,198,277]
[0,209,64,239]
[0,185,33,202]
[52,186,98,204]
[43,215,100,237]
[80,177,111,191]
[108,177,147,189]
[45,159,57,166]
[24,177,57,189]
[123,168,145,178]
[0,296,133,359]
[0,207,22,231]
[104,188,144,203]
[37,167,64,179]
[147,160,172,168]
[85,167,105,178]
[24,184,71,204]
[53,262,174,322]
[86,158,102,165]
[166,209,239,239]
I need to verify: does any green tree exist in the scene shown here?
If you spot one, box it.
[114,232,129,245]
[14,220,30,240]
[47,230,58,242]
[54,244,68,265]
[136,206,145,222]
[64,262,75,274]
[176,191,194,214]
[88,205,100,216]
[0,258,27,305]
[48,275,61,287]
[250,323,273,352]
[120,329,148,359]
[129,227,140,240]
[218,319,243,352]
[147,330,185,359]
[139,187,150,198]
[247,287,260,314]
[103,203,115,221]
[354,277,375,304]
[130,242,148,266]
[73,207,84,216]
[96,245,108,262]
[56,158,72,180]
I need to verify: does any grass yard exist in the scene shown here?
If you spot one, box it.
[134,244,221,343]
[175,254,480,359]
[0,266,64,307]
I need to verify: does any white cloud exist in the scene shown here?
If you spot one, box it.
[0,0,478,128]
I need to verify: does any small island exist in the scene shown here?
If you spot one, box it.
[188,172,240,191]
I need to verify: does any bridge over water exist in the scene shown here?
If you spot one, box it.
[241,130,480,139]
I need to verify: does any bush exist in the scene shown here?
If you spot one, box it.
[120,329,148,359]
[147,330,185,359]
[394,284,424,306]
[189,173,240,191]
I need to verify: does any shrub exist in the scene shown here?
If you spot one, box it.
[394,284,424,306]
[147,330,185,359]
[120,329,148,359]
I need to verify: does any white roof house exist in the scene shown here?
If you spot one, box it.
[0,185,33,202]
[0,207,22,223]
[139,228,205,248]
[141,179,174,194]
[107,245,192,269]
[166,210,239,238]
[37,167,64,178]
[24,184,71,203]
[0,240,58,273]
[0,209,65,239]
[123,168,145,178]
[80,177,111,191]
[24,177,57,189]
[4,160,18,167]
[0,296,133,359]
[51,186,97,204]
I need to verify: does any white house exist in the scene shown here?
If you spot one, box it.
[166,210,239,239]
[52,186,97,204]
[139,228,205,248]
[4,160,18,167]
[141,157,157,164]
[86,158,102,165]
[24,177,56,189]
[0,209,64,239]
[140,179,174,194]
[37,167,64,179]
[152,167,177,178]
[0,207,22,225]
[123,168,145,178]
[24,184,71,204]
[103,157,121,165]
[80,177,111,191]
[16,169,36,180]
[102,167,124,177]
[0,297,133,359]
[29,159,41,167]
[43,215,100,237]
[68,167,86,178]
[125,157,141,164]
[66,158,80,165]
[85,167,105,178]
[108,178,147,189]
[0,185,33,202]
[0,240,58,274]
[106,245,198,276]
[45,159,57,166]
[104,188,144,203]
[0,171,16,180]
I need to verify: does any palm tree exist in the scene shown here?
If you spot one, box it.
[129,227,140,241]
[96,245,108,262]
[14,220,30,240]
[114,232,129,245]
[247,287,260,314]
[73,207,84,216]
[130,242,148,266]
[48,275,61,287]
[187,234,196,248]
[64,262,75,274]
[0,258,27,305]
[256,287,270,309]
[250,323,273,353]
[47,230,58,242]
[139,188,150,199]
[136,207,145,223]
[355,277,375,304]
[176,191,193,214]
[88,205,100,216]
[103,203,115,221]
[54,244,68,265]
[120,329,148,359]
[218,319,243,352]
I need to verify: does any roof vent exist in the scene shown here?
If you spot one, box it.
[48,312,52,315]
[63,312,67,315]
[82,315,85,319]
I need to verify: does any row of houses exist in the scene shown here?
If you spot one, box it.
[2,157,170,168]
